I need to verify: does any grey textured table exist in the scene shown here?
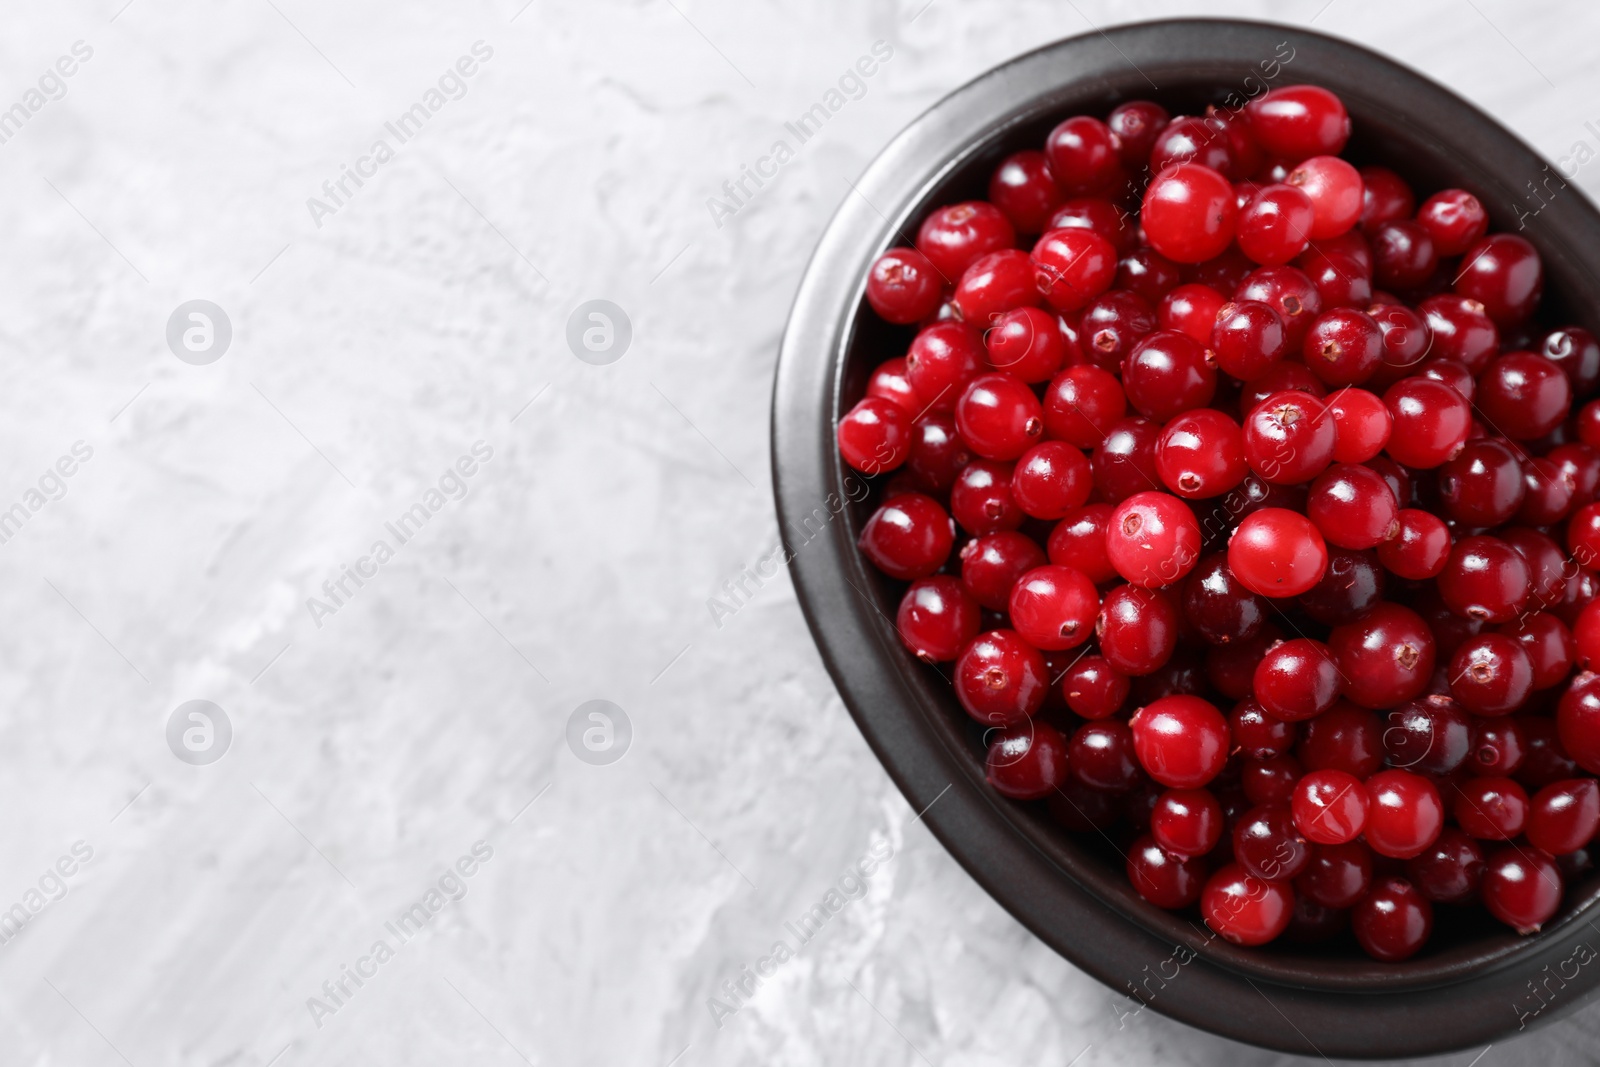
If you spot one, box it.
[2,1,1598,1064]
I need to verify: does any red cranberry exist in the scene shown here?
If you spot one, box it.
[1363,769,1444,859]
[1122,330,1217,422]
[1243,390,1337,485]
[1417,188,1488,256]
[1329,603,1436,709]
[1127,834,1207,909]
[950,459,1022,535]
[1419,294,1497,372]
[895,576,979,663]
[1454,233,1543,326]
[1352,877,1432,961]
[1557,672,1600,774]
[906,412,972,494]
[1183,552,1267,645]
[954,629,1048,726]
[1377,508,1451,579]
[1159,282,1227,342]
[1231,698,1295,759]
[1045,116,1121,196]
[1107,99,1169,166]
[917,200,1015,280]
[1092,416,1163,504]
[1151,787,1224,857]
[1234,802,1311,880]
[1142,163,1237,264]
[905,321,985,411]
[1383,377,1471,468]
[985,720,1069,799]
[1370,221,1438,291]
[1097,585,1179,676]
[955,373,1045,460]
[1298,840,1373,908]
[1405,827,1485,903]
[1370,303,1432,368]
[1207,625,1283,701]
[1247,85,1350,159]
[1130,694,1228,788]
[1106,491,1202,589]
[1306,462,1398,549]
[1255,638,1340,722]
[1116,248,1182,303]
[865,247,943,324]
[1228,507,1328,598]
[1149,115,1235,175]
[1236,265,1323,349]
[1293,769,1369,845]
[1504,612,1576,690]
[1480,846,1563,933]
[1517,457,1575,526]
[1359,166,1415,231]
[859,493,953,580]
[960,531,1046,612]
[866,357,919,413]
[1209,300,1287,382]
[1470,718,1527,778]
[1009,564,1098,651]
[984,306,1066,383]
[1325,387,1391,463]
[1010,441,1091,520]
[1438,439,1526,526]
[1286,155,1362,239]
[1236,184,1315,266]
[1061,654,1129,719]
[1156,409,1247,500]
[1297,546,1385,624]
[954,249,1041,326]
[1047,504,1117,583]
[838,397,910,475]
[1077,290,1156,372]
[1453,775,1530,841]
[1030,228,1117,313]
[1541,325,1600,397]
[1437,535,1531,623]
[1476,351,1572,441]
[987,150,1060,235]
[1241,753,1304,807]
[1202,863,1294,946]
[1527,779,1600,855]
[1042,364,1126,449]
[1449,634,1534,717]
[1069,719,1141,791]
[1382,696,1473,776]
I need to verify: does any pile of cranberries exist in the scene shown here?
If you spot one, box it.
[839,84,1600,961]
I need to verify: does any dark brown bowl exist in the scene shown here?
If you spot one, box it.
[772,17,1600,1059]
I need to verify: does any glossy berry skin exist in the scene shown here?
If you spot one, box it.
[1297,546,1385,625]
[896,577,979,663]
[1359,165,1415,231]
[1298,840,1374,909]
[1417,188,1488,256]
[1127,835,1207,909]
[1207,625,1283,701]
[906,321,985,412]
[1228,507,1328,598]
[1571,503,1600,570]
[838,397,910,474]
[1383,697,1473,777]
[1092,416,1163,504]
[950,460,1022,536]
[1030,228,1118,313]
[1010,441,1091,520]
[1129,695,1228,789]
[866,357,919,413]
[1470,719,1527,778]
[906,412,972,493]
[1377,509,1451,579]
[1370,303,1432,368]
[1045,115,1121,195]
[1117,248,1182,303]
[1009,564,1098,651]
[1306,463,1398,549]
[1517,456,1575,526]
[1069,720,1141,791]
[1558,673,1600,774]
[858,493,953,580]
[1383,377,1471,469]
[1211,300,1288,381]
[916,200,1015,280]
[1480,846,1563,933]
[1061,654,1129,719]
[1107,99,1169,166]
[1406,827,1485,904]
[1302,308,1382,387]
[960,531,1045,611]
[955,373,1044,460]
[1371,220,1438,291]
[1353,877,1433,962]
[1236,184,1315,266]
[1121,330,1217,423]
[1106,491,1202,589]
[1042,364,1125,449]
[1505,612,1577,690]
[1255,638,1339,722]
[1247,85,1351,159]
[1449,635,1534,717]
[1455,233,1543,327]
[1438,439,1526,527]
[1142,163,1237,264]
[1078,289,1156,369]
[1183,552,1267,645]
[1149,115,1234,175]
[1286,155,1363,239]
[1234,803,1311,881]
[1237,265,1324,350]
[1097,585,1179,676]
[1364,769,1445,859]
[1329,603,1436,709]
[866,247,943,324]
[987,150,1060,235]
[1202,863,1295,946]
[953,630,1049,726]
[1292,769,1369,844]
[1156,409,1247,499]
[1160,283,1228,342]
[1047,504,1117,584]
[1453,776,1529,841]
[1542,325,1600,397]
[1527,779,1600,855]
[985,721,1069,799]
[1419,294,1497,372]
[1151,788,1224,856]
[1241,754,1304,807]
[954,249,1041,326]
[1243,390,1337,485]
[1326,388,1391,463]
[1475,351,1571,441]
[1050,198,1136,255]
[1437,536,1531,624]
[984,306,1067,383]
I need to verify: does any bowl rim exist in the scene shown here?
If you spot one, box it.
[773,15,1600,1058]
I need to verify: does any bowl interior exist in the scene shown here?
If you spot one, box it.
[832,32,1600,993]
